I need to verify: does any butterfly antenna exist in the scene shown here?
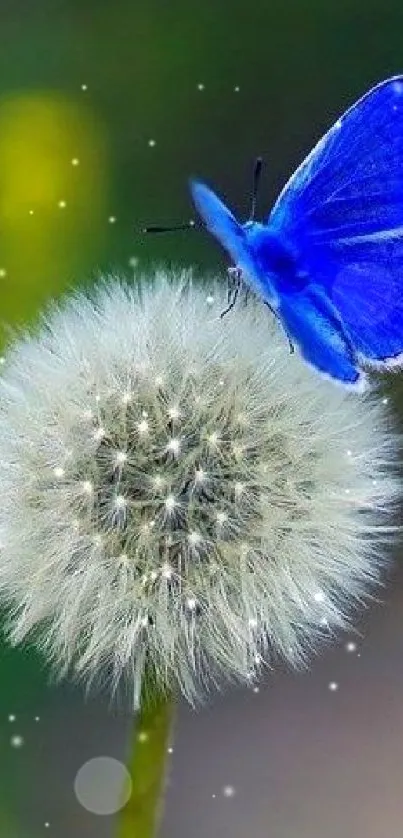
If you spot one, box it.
[141,220,199,234]
[249,156,263,221]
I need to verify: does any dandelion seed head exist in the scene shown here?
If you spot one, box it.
[0,269,399,708]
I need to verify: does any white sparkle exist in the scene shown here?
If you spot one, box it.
[248,618,258,629]
[346,641,357,653]
[166,437,181,455]
[0,268,7,278]
[165,494,176,511]
[206,295,214,304]
[137,419,149,435]
[167,746,173,754]
[234,85,240,92]
[253,686,260,693]
[222,785,236,798]
[197,83,205,91]
[188,530,202,546]
[53,466,65,478]
[168,406,181,420]
[95,394,101,403]
[194,468,206,483]
[108,215,117,224]
[34,716,40,722]
[208,431,220,447]
[45,824,50,829]
[81,84,88,91]
[71,157,80,166]
[382,397,389,405]
[161,563,173,579]
[81,480,93,495]
[58,200,66,209]
[314,591,325,603]
[138,731,148,743]
[148,139,156,147]
[216,511,228,525]
[114,494,127,509]
[187,597,197,611]
[129,256,139,268]
[328,681,339,691]
[29,209,34,215]
[115,451,127,465]
[93,427,105,441]
[346,449,352,457]
[0,356,4,364]
[234,481,245,498]
[10,735,24,748]
[8,714,16,722]
[345,488,350,494]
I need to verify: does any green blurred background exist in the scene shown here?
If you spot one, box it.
[0,0,403,835]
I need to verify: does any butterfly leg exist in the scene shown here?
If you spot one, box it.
[227,266,243,300]
[264,301,295,354]
[227,267,250,307]
[220,267,243,318]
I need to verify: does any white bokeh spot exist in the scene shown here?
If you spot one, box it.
[74,756,132,815]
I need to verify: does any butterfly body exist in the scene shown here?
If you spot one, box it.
[190,75,403,391]
[227,220,361,387]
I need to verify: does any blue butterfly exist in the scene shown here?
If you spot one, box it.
[190,76,403,391]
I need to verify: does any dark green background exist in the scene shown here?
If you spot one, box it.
[0,1,402,835]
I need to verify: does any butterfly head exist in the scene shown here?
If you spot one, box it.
[189,178,298,294]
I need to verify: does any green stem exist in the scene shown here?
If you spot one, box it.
[116,685,175,838]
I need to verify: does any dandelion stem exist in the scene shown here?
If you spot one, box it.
[115,685,175,838]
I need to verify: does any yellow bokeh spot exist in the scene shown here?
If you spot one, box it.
[0,92,110,328]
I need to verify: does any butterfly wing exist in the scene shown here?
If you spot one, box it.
[275,283,366,390]
[190,180,255,275]
[269,76,403,365]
